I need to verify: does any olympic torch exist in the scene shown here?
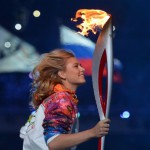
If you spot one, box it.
[92,16,113,150]
[72,9,113,150]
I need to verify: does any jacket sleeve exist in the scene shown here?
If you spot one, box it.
[42,92,76,144]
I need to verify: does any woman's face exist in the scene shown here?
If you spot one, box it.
[61,57,86,89]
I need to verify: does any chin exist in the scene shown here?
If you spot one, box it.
[80,79,86,84]
[76,80,86,86]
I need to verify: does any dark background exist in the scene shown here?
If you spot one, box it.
[0,0,150,149]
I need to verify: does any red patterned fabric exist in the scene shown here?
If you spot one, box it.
[42,84,78,143]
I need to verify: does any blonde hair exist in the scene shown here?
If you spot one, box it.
[31,49,75,108]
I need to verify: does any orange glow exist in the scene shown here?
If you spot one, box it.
[72,9,110,36]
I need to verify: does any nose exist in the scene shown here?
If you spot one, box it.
[80,65,85,72]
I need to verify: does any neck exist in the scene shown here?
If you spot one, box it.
[62,82,78,92]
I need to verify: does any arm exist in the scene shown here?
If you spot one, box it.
[48,119,110,150]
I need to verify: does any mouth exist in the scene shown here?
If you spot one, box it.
[80,74,85,77]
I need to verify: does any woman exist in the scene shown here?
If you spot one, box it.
[30,49,110,150]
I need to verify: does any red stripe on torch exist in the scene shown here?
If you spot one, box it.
[98,49,107,116]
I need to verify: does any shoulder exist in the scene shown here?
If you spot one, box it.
[43,92,74,115]
[54,91,71,99]
[42,92,71,106]
[53,92,72,105]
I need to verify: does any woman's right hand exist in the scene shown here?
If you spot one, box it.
[90,118,110,138]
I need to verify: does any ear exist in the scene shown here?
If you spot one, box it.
[58,71,66,80]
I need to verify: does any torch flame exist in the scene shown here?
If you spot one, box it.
[72,9,110,36]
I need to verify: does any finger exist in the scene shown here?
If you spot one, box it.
[102,128,109,132]
[100,123,110,128]
[103,118,111,123]
[103,124,110,128]
[102,131,109,135]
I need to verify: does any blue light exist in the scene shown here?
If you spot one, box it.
[120,111,130,119]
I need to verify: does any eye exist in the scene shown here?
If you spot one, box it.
[74,65,78,68]
[73,63,79,68]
